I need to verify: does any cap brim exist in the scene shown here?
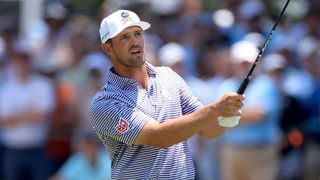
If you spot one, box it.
[134,21,151,31]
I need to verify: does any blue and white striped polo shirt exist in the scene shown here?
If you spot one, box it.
[90,63,203,179]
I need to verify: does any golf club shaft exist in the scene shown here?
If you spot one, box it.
[237,0,291,95]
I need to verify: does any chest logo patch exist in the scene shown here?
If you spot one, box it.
[161,89,171,102]
[116,117,129,133]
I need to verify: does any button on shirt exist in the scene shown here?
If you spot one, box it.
[90,63,203,179]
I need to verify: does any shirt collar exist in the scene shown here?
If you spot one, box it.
[106,62,157,89]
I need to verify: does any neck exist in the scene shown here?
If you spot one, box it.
[114,64,149,89]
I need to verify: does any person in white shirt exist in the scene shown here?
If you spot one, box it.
[0,46,55,180]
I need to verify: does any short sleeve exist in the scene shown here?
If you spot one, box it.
[90,98,151,146]
[167,69,203,114]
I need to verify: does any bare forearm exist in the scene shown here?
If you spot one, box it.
[134,92,244,148]
[135,105,218,148]
[1,111,46,127]
[158,106,219,147]
[0,117,15,127]
[199,120,225,139]
[20,111,46,123]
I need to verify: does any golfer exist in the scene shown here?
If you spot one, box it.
[90,9,244,179]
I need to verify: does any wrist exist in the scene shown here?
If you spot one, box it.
[208,103,219,119]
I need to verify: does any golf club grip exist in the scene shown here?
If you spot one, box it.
[237,77,250,94]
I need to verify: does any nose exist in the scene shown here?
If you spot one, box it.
[129,36,143,49]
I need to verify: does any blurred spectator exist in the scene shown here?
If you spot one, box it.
[301,45,320,180]
[0,15,18,60]
[26,4,74,169]
[261,53,287,82]
[178,0,218,77]
[196,47,234,180]
[72,52,110,147]
[200,47,234,100]
[238,0,267,39]
[46,32,90,173]
[0,44,55,180]
[217,40,282,180]
[49,130,111,180]
[277,41,320,180]
[0,36,5,84]
[158,42,212,104]
[0,15,19,82]
[0,35,5,180]
[261,53,301,180]
[220,0,254,44]
[276,40,314,180]
[30,1,71,75]
[0,17,17,180]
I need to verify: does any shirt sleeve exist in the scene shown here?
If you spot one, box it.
[169,69,203,115]
[90,98,151,146]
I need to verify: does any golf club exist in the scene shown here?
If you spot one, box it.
[218,0,292,127]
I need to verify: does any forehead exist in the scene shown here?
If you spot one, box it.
[116,26,143,37]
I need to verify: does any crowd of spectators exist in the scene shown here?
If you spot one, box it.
[0,0,319,179]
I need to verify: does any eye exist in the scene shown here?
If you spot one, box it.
[121,35,129,40]
[135,31,143,37]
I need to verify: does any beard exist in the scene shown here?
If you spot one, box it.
[128,53,145,67]
[113,45,146,68]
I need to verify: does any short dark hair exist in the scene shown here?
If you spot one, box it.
[106,39,112,46]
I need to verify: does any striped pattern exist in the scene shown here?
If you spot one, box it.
[90,63,202,179]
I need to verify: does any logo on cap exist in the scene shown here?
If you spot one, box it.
[121,12,129,18]
[102,31,110,41]
[120,11,133,25]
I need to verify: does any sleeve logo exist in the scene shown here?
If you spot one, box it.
[115,117,129,133]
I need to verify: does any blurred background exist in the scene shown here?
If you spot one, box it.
[0,0,319,180]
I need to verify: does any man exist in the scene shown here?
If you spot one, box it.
[49,130,111,180]
[0,45,55,180]
[217,40,282,180]
[90,9,244,179]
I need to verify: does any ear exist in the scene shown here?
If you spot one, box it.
[101,43,112,56]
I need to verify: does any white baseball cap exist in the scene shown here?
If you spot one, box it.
[262,53,287,72]
[231,40,259,63]
[99,10,151,43]
[158,42,185,66]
